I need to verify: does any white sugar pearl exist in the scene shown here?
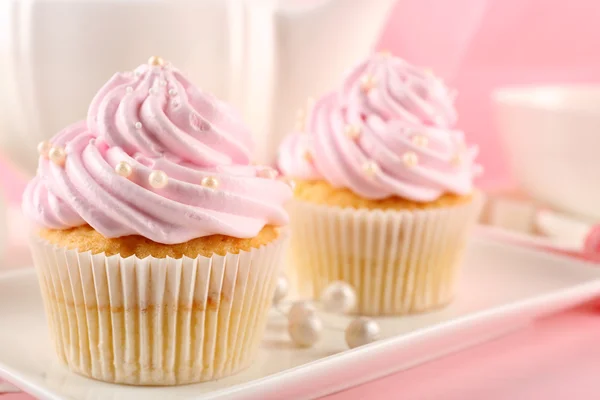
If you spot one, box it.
[452,153,463,166]
[148,56,165,66]
[201,176,219,189]
[360,74,376,92]
[149,170,168,188]
[283,177,296,191]
[37,141,51,157]
[345,125,361,140]
[289,314,323,347]
[168,89,177,96]
[362,160,379,177]
[403,152,418,167]
[135,122,142,130]
[272,275,289,306]
[48,146,66,166]
[149,87,157,95]
[159,80,167,86]
[257,166,278,179]
[412,135,428,147]
[288,301,316,324]
[126,86,133,93]
[321,281,357,314]
[115,161,132,178]
[345,317,380,349]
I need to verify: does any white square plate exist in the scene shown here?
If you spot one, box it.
[1,235,600,400]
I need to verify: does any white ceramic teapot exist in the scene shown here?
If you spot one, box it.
[0,0,396,174]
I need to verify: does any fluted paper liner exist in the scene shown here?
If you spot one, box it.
[29,231,289,386]
[288,194,482,316]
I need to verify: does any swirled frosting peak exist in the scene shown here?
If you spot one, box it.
[277,53,481,202]
[23,58,292,244]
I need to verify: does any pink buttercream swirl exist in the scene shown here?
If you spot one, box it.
[278,53,480,202]
[277,132,320,180]
[23,62,292,244]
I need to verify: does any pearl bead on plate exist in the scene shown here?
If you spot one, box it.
[288,301,316,324]
[272,275,289,306]
[320,281,357,314]
[115,161,132,178]
[149,170,168,188]
[201,176,219,189]
[48,146,66,166]
[37,141,51,157]
[289,314,323,347]
[345,317,380,349]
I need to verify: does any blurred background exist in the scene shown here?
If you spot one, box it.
[2,0,600,261]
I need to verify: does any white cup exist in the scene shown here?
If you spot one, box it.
[493,85,600,222]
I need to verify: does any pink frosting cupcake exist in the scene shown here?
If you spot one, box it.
[278,53,483,315]
[22,57,292,385]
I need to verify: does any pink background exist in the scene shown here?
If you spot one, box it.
[4,0,600,398]
[377,0,600,190]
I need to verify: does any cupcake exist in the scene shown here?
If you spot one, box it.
[278,53,483,316]
[22,57,292,385]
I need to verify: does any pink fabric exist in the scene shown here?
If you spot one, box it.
[377,0,600,190]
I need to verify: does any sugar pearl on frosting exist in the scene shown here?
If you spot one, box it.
[148,56,165,66]
[362,160,379,176]
[257,166,278,179]
[360,74,377,92]
[452,153,463,166]
[149,87,157,95]
[412,135,428,147]
[48,146,66,166]
[168,89,177,96]
[126,86,133,93]
[403,152,418,167]
[304,151,314,163]
[37,141,51,158]
[115,161,133,178]
[282,177,296,191]
[201,176,219,189]
[149,170,168,188]
[135,122,142,130]
[345,124,361,140]
[159,80,167,86]
[134,70,142,77]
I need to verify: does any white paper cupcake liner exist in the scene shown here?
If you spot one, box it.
[288,194,483,316]
[30,230,289,386]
